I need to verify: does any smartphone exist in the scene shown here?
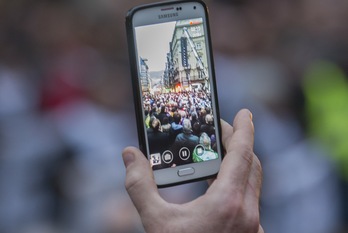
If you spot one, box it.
[126,0,223,187]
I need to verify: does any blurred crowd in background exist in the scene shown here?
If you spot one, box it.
[1,0,348,232]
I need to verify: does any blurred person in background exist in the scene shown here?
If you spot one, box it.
[1,0,348,233]
[209,0,346,232]
[0,0,208,233]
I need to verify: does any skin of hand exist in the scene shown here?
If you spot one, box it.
[122,109,263,233]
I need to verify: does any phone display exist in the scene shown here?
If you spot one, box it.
[126,0,223,187]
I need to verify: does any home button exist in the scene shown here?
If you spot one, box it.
[177,167,195,177]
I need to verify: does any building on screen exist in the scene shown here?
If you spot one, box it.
[163,18,210,93]
[139,57,150,93]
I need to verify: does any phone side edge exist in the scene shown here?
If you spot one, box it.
[125,12,147,155]
[202,0,224,161]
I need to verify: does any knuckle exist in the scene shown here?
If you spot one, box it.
[219,193,244,220]
[245,212,261,233]
[124,170,144,193]
[253,154,262,173]
[252,154,263,187]
[235,206,260,233]
[219,198,260,233]
[237,145,254,166]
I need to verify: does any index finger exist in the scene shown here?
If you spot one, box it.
[215,109,255,193]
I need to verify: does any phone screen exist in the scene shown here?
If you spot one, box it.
[134,17,221,170]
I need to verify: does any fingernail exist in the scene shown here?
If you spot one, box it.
[249,112,253,121]
[123,152,135,168]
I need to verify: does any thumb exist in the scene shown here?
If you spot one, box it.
[122,146,162,214]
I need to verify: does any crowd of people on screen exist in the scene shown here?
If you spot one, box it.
[142,90,218,168]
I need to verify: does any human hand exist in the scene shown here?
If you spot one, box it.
[122,109,263,233]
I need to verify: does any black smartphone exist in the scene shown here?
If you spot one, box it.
[125,0,223,187]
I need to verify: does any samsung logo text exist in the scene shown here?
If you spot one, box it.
[158,12,178,19]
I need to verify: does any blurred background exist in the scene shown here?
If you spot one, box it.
[1,0,348,232]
